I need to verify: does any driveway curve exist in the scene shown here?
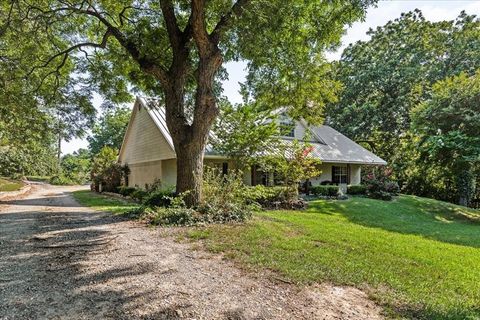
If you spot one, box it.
[0,184,383,319]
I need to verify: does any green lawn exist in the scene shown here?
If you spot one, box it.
[187,195,480,320]
[73,190,480,319]
[0,178,24,192]
[73,190,140,215]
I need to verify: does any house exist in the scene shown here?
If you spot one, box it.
[118,97,387,189]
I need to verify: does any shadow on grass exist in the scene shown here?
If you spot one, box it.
[308,195,480,248]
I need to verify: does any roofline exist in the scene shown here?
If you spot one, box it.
[139,97,176,152]
[118,97,140,162]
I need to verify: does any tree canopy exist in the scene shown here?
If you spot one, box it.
[1,0,376,205]
[327,10,480,161]
[411,71,480,206]
[88,106,131,155]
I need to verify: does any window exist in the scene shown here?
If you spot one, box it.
[280,121,295,137]
[279,114,295,137]
[222,162,228,175]
[332,166,348,184]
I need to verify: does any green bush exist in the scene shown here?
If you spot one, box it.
[117,186,137,197]
[364,167,400,201]
[243,185,307,209]
[143,189,176,208]
[49,175,75,185]
[150,207,199,226]
[347,185,367,195]
[198,169,255,223]
[244,185,287,204]
[312,185,339,197]
[131,189,148,202]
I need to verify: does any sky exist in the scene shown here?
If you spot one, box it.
[62,0,480,155]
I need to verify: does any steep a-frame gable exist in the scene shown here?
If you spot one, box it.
[118,98,175,165]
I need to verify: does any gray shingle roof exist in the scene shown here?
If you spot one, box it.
[138,97,387,165]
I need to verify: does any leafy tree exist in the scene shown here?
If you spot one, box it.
[212,102,279,167]
[88,107,131,155]
[327,10,480,164]
[91,146,127,192]
[411,71,480,206]
[60,149,92,184]
[2,1,375,206]
[258,140,321,199]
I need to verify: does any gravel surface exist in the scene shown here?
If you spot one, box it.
[0,184,383,319]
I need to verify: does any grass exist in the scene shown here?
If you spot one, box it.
[72,190,480,319]
[0,178,24,192]
[73,190,140,215]
[187,195,480,320]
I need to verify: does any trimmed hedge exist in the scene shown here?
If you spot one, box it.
[347,185,367,195]
[312,185,339,197]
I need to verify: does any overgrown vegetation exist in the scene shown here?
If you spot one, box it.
[327,10,480,207]
[186,195,480,319]
[90,146,129,192]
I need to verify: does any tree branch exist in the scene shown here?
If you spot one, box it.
[210,0,250,43]
[159,0,182,51]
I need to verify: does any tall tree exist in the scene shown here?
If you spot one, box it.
[88,107,131,155]
[411,71,480,206]
[2,0,375,205]
[327,10,480,164]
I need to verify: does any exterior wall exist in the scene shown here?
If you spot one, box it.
[119,103,175,165]
[310,163,362,186]
[350,164,361,185]
[161,159,177,187]
[128,160,162,189]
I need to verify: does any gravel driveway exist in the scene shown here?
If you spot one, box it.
[0,184,383,319]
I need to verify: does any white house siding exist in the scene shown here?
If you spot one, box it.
[350,164,361,185]
[161,159,177,187]
[128,160,162,189]
[119,103,175,165]
[119,102,177,189]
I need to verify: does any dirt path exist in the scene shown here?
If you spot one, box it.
[0,184,383,319]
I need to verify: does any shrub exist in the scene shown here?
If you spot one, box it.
[91,146,128,192]
[49,175,75,185]
[143,189,176,208]
[117,186,137,197]
[198,168,255,222]
[312,185,339,197]
[347,185,367,195]
[131,189,148,202]
[244,185,286,203]
[243,185,307,210]
[363,166,400,201]
[150,207,199,226]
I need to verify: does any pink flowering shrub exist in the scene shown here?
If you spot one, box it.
[363,166,400,200]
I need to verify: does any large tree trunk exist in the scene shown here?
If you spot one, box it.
[174,139,207,206]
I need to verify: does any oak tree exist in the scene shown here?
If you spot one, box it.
[2,0,375,205]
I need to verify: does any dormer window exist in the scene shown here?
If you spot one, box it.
[279,115,295,137]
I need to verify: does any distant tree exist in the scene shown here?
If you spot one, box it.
[60,149,92,184]
[327,10,480,165]
[1,1,375,206]
[88,107,131,155]
[411,71,480,206]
